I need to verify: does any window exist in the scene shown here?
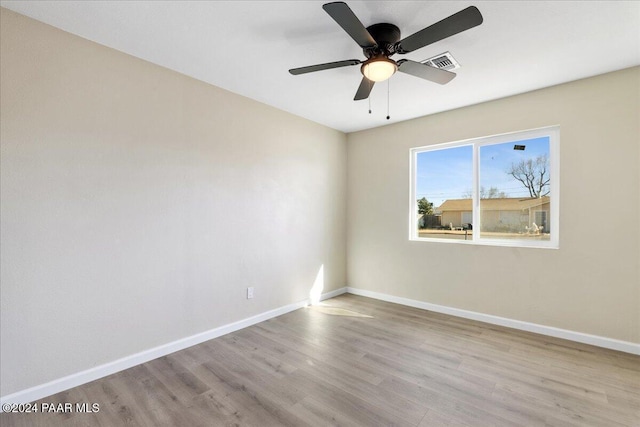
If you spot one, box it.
[410,126,559,248]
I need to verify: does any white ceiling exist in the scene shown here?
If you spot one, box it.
[2,1,639,133]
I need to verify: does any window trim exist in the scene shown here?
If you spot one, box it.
[409,125,560,249]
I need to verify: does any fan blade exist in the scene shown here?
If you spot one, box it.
[395,6,483,54]
[354,77,374,100]
[397,59,456,84]
[323,2,376,48]
[289,59,361,75]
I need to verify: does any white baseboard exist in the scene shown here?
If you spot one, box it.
[0,287,348,407]
[346,287,640,356]
[4,284,635,407]
[318,286,348,300]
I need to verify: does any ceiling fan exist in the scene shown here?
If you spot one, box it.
[289,2,483,100]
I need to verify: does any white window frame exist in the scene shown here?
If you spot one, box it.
[409,125,560,249]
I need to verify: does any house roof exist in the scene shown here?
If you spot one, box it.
[436,197,550,213]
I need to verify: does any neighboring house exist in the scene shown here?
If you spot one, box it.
[435,197,551,232]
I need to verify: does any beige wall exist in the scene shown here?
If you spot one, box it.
[0,8,347,396]
[348,67,640,344]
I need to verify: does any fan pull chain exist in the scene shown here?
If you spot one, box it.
[368,79,372,114]
[386,79,391,120]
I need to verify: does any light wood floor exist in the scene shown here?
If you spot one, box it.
[2,294,639,426]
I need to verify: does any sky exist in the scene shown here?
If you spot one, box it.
[416,136,550,207]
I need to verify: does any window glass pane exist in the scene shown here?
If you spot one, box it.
[479,137,551,241]
[416,145,473,240]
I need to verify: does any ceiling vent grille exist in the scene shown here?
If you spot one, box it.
[422,51,460,71]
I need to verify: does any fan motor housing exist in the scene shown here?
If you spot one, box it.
[364,23,401,57]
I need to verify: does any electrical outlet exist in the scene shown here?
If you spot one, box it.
[247,287,254,299]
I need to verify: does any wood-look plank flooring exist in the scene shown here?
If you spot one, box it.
[2,294,639,426]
